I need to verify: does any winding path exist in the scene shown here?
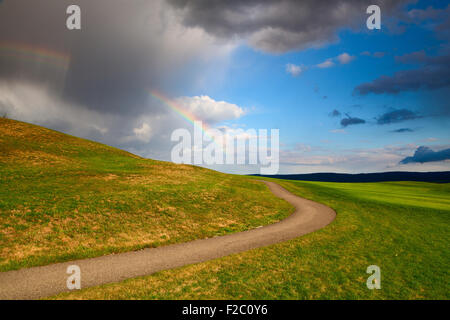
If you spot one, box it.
[0,181,336,299]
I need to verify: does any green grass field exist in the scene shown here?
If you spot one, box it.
[1,118,448,299]
[51,179,449,300]
[0,118,291,272]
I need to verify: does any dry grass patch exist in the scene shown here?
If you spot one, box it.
[0,118,292,271]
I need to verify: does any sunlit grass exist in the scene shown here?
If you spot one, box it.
[0,118,292,271]
[51,178,449,300]
[2,118,448,299]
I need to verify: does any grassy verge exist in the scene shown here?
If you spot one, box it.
[50,179,449,300]
[0,118,292,271]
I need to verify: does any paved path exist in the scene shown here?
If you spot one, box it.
[0,181,336,299]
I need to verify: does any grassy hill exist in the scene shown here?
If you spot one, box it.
[0,118,292,271]
[52,179,450,300]
[1,118,448,300]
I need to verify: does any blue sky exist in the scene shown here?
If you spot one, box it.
[172,0,450,173]
[0,0,449,174]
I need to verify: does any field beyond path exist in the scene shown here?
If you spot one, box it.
[0,181,336,299]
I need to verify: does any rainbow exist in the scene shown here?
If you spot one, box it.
[0,43,71,70]
[149,90,213,136]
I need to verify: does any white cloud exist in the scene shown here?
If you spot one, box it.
[330,129,347,134]
[0,81,110,137]
[317,59,335,68]
[175,95,245,124]
[276,142,450,174]
[133,122,153,143]
[285,63,304,76]
[168,1,407,54]
[0,81,252,167]
[337,52,356,64]
[360,51,385,58]
[317,53,355,69]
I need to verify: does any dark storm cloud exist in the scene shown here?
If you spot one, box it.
[406,6,444,21]
[400,146,450,164]
[341,114,365,127]
[356,51,450,118]
[435,11,450,41]
[0,0,210,116]
[396,51,450,66]
[0,0,239,162]
[354,57,450,95]
[395,50,427,64]
[167,0,409,53]
[0,0,151,114]
[355,3,450,96]
[377,109,421,125]
[404,5,450,43]
[391,128,414,133]
[373,52,386,58]
[329,109,341,117]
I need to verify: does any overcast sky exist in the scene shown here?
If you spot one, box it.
[0,0,449,173]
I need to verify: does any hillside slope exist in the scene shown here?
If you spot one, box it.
[0,118,292,271]
[53,178,450,300]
